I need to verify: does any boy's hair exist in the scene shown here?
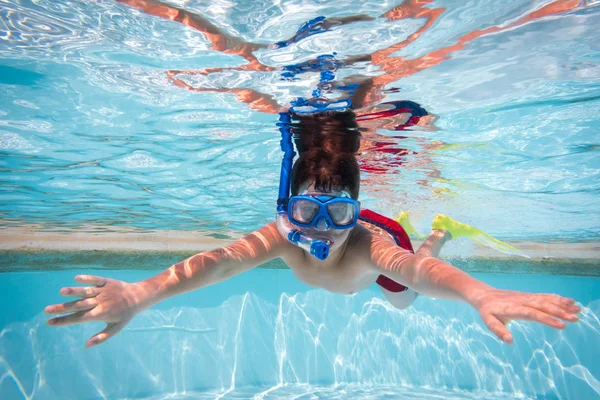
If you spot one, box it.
[289,110,361,199]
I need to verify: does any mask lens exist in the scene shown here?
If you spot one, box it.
[326,202,355,226]
[291,199,319,224]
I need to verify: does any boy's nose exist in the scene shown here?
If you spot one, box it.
[315,216,330,231]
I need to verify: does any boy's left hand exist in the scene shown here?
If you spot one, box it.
[470,288,581,344]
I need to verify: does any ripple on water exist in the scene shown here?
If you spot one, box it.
[0,0,598,238]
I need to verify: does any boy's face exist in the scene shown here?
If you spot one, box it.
[294,181,357,252]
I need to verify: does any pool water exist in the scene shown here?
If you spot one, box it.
[0,268,599,399]
[0,0,598,239]
[1,0,600,399]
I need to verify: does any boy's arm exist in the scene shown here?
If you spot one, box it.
[115,0,268,60]
[165,71,281,114]
[367,236,491,303]
[367,236,580,343]
[45,222,289,347]
[138,222,287,308]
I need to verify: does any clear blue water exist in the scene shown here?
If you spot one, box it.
[1,0,600,399]
[1,269,599,399]
[0,0,599,239]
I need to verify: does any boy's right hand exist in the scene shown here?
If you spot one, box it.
[45,275,146,348]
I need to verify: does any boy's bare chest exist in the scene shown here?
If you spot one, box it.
[286,256,376,294]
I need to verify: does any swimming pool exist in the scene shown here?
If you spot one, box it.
[1,0,599,399]
[0,263,599,399]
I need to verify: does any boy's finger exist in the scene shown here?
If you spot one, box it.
[86,321,127,348]
[567,304,582,313]
[483,314,513,344]
[546,295,576,308]
[45,298,97,314]
[75,275,108,287]
[505,306,567,330]
[526,301,579,323]
[559,297,576,306]
[527,295,581,315]
[561,303,582,314]
[47,310,92,327]
[59,286,98,298]
[546,294,577,308]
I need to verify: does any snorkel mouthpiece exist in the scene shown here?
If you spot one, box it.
[277,212,333,260]
[287,229,331,260]
[310,240,330,260]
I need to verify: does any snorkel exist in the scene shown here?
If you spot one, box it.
[276,55,355,261]
[276,112,332,260]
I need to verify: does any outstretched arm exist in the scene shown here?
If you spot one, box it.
[349,0,582,110]
[369,0,583,93]
[135,222,286,306]
[367,236,581,344]
[45,222,288,347]
[167,70,281,114]
[115,0,269,66]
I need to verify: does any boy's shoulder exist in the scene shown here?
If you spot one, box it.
[355,219,400,245]
[346,222,398,256]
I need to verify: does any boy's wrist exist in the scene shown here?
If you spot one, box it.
[462,280,494,309]
[132,277,165,311]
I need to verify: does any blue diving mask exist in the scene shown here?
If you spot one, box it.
[289,97,352,114]
[287,195,360,230]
